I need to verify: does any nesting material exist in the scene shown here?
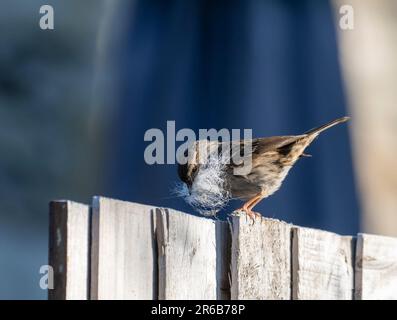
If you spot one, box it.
[173,152,231,217]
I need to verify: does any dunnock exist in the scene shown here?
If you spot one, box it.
[177,116,350,218]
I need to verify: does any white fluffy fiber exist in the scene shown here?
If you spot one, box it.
[173,153,231,217]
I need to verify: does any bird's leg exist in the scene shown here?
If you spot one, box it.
[236,193,263,220]
[247,192,266,212]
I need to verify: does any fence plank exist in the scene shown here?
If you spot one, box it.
[230,215,291,299]
[90,196,157,300]
[292,227,354,300]
[156,208,229,299]
[48,200,90,300]
[355,233,397,299]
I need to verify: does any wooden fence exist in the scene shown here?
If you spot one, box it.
[48,196,397,300]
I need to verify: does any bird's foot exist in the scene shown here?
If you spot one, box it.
[234,206,262,222]
[246,210,262,221]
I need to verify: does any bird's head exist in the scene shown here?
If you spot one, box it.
[175,140,231,216]
[177,160,200,193]
[177,140,214,191]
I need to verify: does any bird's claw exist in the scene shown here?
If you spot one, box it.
[246,210,262,223]
[234,207,262,223]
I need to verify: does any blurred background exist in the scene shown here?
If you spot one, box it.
[0,0,396,299]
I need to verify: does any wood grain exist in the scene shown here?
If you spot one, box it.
[156,208,230,299]
[355,233,397,299]
[90,196,157,300]
[292,227,354,300]
[48,200,90,300]
[230,214,291,299]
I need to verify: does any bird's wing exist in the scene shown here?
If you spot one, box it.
[250,136,306,154]
[219,135,305,168]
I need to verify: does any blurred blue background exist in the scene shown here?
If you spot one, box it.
[1,0,396,299]
[105,0,359,233]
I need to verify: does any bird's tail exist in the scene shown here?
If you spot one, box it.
[304,116,350,135]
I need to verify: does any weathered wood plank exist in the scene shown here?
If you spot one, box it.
[90,196,156,300]
[156,208,229,299]
[230,215,291,299]
[48,200,90,300]
[292,227,354,300]
[355,233,397,300]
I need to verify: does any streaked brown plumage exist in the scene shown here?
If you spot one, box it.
[178,116,350,218]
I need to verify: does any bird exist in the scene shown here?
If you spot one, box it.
[177,116,350,219]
